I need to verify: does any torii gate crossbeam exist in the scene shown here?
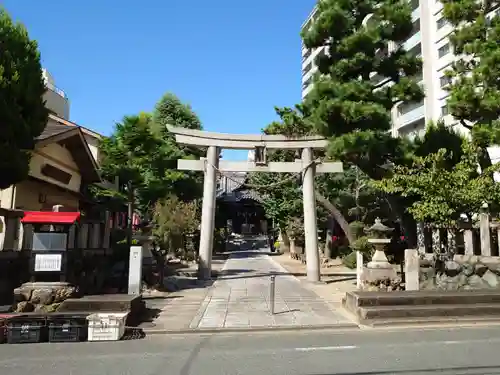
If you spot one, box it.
[167,125,343,283]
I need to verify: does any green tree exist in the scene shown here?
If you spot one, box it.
[98,113,186,215]
[97,93,205,217]
[375,140,500,225]
[301,0,423,179]
[153,195,199,255]
[296,0,426,244]
[0,9,48,189]
[152,92,202,134]
[152,92,204,200]
[441,0,500,172]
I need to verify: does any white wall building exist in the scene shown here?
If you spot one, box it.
[42,68,70,120]
[300,0,474,139]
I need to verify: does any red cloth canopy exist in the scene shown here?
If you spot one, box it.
[21,211,81,224]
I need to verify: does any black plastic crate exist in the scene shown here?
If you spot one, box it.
[47,315,88,343]
[0,316,7,344]
[6,316,47,344]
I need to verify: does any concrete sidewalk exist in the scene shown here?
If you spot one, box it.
[192,249,354,329]
[142,247,357,333]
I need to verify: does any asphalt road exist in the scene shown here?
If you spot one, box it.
[2,326,500,374]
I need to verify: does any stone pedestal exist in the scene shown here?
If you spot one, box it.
[361,267,397,284]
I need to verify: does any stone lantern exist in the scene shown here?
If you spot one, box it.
[361,218,397,284]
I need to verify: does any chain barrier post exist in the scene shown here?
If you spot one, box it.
[269,274,276,315]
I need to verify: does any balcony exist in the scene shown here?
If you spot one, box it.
[397,100,425,128]
[411,7,420,21]
[302,83,313,100]
[404,31,421,51]
[46,81,67,99]
[44,83,70,120]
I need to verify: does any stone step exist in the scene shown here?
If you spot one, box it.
[344,290,500,311]
[363,315,500,327]
[359,303,500,320]
[57,294,143,313]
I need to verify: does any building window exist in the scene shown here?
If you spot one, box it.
[438,43,450,58]
[410,0,419,11]
[436,16,447,29]
[41,164,72,185]
[441,105,449,116]
[440,75,452,87]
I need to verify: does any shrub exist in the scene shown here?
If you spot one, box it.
[342,251,358,269]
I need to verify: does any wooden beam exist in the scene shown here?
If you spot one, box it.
[177,159,343,174]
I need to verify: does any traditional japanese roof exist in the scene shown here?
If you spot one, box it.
[217,187,263,204]
[35,122,101,183]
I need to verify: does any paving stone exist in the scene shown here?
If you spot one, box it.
[192,247,349,329]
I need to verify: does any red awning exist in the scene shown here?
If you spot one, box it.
[21,211,81,224]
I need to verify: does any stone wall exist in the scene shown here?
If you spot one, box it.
[420,256,500,291]
[12,283,76,313]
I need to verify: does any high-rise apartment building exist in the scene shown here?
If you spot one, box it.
[300,0,474,139]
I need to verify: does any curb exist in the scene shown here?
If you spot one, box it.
[141,322,360,335]
[361,316,500,329]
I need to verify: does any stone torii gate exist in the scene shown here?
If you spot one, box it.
[167,125,343,282]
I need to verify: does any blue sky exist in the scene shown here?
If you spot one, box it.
[4,0,315,160]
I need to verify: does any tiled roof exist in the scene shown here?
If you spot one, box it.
[217,188,263,203]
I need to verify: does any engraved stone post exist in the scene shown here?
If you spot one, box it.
[356,251,363,289]
[416,222,425,256]
[431,228,442,255]
[404,249,420,291]
[447,229,456,255]
[480,203,491,256]
[463,229,474,256]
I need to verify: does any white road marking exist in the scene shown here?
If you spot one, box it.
[295,345,357,352]
[294,338,500,353]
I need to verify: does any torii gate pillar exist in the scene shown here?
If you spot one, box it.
[167,125,343,282]
[198,145,219,280]
[301,147,320,282]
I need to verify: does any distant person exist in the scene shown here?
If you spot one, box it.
[268,228,276,252]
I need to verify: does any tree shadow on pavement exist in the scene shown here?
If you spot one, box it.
[213,269,255,279]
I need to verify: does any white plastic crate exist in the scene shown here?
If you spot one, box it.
[86,312,128,341]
